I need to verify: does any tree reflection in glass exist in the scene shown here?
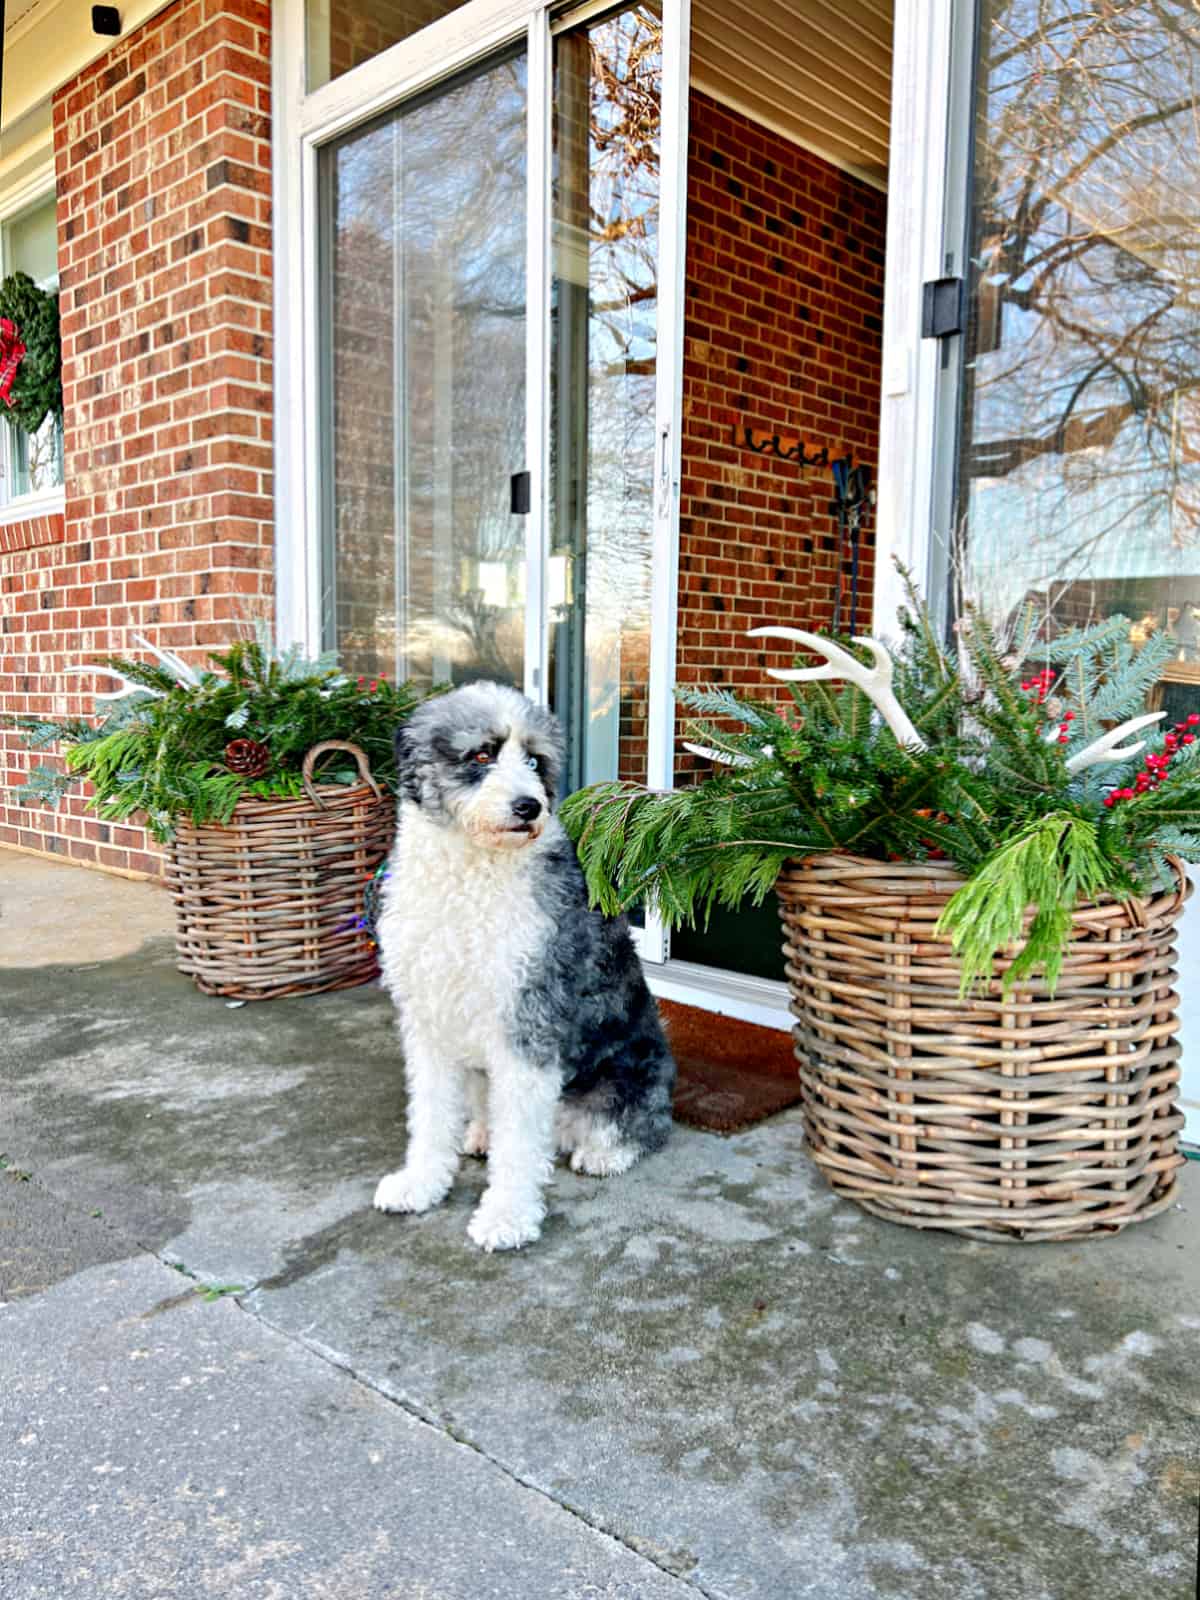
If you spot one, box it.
[551,3,662,792]
[322,51,528,688]
[957,1,1200,713]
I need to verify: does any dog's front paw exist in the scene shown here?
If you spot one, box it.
[467,1196,543,1252]
[460,1120,489,1158]
[569,1142,639,1177]
[373,1167,450,1215]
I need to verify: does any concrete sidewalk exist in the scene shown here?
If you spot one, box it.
[2,849,1198,1599]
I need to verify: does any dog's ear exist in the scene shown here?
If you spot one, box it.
[393,723,421,802]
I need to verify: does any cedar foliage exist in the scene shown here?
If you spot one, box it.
[9,627,428,841]
[561,582,1200,992]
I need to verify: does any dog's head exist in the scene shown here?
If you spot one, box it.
[394,681,564,849]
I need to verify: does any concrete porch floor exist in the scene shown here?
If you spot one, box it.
[1,849,1197,1599]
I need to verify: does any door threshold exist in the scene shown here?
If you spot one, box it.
[643,957,792,1033]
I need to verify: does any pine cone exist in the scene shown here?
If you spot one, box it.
[224,738,270,778]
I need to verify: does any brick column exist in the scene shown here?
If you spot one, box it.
[0,0,273,874]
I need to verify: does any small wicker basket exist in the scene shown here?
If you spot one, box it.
[164,740,394,1001]
[776,852,1190,1241]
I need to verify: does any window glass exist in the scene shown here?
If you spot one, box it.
[954,1,1200,714]
[306,0,470,90]
[1,192,63,500]
[319,50,528,687]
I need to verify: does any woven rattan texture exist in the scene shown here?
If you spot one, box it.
[164,743,394,1000]
[776,854,1190,1241]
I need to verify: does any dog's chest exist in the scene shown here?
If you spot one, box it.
[378,820,550,1033]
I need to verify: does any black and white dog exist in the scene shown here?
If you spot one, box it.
[373,681,675,1251]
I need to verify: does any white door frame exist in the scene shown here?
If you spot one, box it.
[872,0,960,638]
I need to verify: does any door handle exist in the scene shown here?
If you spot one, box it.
[656,423,671,517]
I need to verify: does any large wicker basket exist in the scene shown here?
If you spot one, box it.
[776,853,1190,1241]
[164,740,394,1001]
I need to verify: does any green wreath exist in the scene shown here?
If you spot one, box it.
[0,271,62,436]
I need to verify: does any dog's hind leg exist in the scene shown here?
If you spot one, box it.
[374,1025,464,1215]
[467,1054,559,1252]
[554,1103,640,1176]
[460,1069,489,1157]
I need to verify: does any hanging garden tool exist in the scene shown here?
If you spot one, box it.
[830,456,871,635]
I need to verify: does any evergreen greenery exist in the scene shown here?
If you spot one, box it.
[561,577,1200,993]
[0,272,61,435]
[9,626,429,841]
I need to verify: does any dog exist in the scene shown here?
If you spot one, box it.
[372,681,676,1251]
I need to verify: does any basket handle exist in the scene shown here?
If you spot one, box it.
[301,741,383,809]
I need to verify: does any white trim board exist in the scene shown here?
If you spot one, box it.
[646,958,792,1034]
[0,489,64,527]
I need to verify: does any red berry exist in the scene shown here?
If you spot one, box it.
[1188,714,1200,725]
[357,676,365,686]
[1185,735,1195,745]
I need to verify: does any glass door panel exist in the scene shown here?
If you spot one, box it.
[550,3,662,794]
[319,48,528,689]
[952,2,1200,670]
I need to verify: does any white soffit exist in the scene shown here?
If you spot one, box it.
[690,0,893,190]
[0,0,176,139]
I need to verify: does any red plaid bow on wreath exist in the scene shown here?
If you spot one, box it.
[0,317,26,408]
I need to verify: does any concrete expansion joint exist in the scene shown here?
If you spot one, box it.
[7,1165,717,1596]
[239,1305,722,1600]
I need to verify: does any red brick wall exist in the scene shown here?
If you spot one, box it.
[675,92,886,765]
[0,0,273,874]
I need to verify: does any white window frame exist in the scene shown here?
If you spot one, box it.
[273,0,690,964]
[0,160,65,528]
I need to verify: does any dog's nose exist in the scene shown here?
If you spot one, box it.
[511,796,542,822]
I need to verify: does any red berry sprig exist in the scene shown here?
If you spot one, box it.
[1104,712,1200,809]
[1020,667,1056,706]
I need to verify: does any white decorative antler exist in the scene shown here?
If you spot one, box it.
[59,632,203,704]
[130,632,202,687]
[746,628,928,752]
[681,741,754,768]
[1065,712,1165,776]
[61,665,164,701]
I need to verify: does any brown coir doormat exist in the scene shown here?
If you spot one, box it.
[659,999,804,1134]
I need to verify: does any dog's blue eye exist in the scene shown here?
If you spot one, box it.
[525,755,539,770]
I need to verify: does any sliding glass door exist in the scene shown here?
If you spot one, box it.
[309,0,688,954]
